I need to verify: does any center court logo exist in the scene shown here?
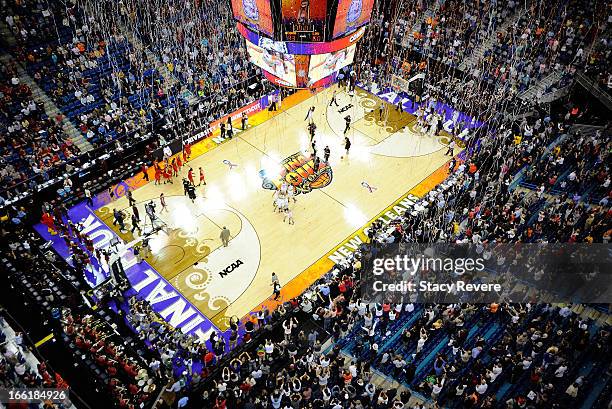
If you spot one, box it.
[259,151,333,195]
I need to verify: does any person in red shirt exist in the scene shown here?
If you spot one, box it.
[213,396,226,409]
[163,167,173,184]
[176,155,183,169]
[198,167,206,186]
[187,168,194,186]
[154,167,161,185]
[204,350,216,366]
[171,159,178,177]
[41,212,56,235]
[128,384,139,395]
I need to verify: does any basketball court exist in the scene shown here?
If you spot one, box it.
[36,85,464,336]
[94,85,457,327]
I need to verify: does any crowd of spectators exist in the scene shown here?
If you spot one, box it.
[0,0,610,408]
[1,313,70,403]
[370,0,611,116]
[61,309,156,409]
[0,57,80,195]
[522,127,610,204]
[0,0,273,204]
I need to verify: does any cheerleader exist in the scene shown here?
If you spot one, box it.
[198,167,206,186]
[154,167,162,185]
[183,143,191,162]
[276,190,289,213]
[171,158,178,177]
[163,166,173,184]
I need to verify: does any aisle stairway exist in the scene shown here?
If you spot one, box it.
[517,70,565,103]
[398,1,441,48]
[575,70,612,111]
[459,7,524,72]
[121,26,198,106]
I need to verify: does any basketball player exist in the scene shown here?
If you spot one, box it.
[272,281,281,301]
[183,143,192,162]
[343,115,351,134]
[283,208,294,225]
[276,190,288,213]
[279,181,288,194]
[140,237,151,258]
[446,140,456,156]
[127,190,136,206]
[308,122,316,141]
[171,158,179,177]
[272,190,280,212]
[141,238,151,258]
[287,184,296,203]
[163,166,173,184]
[159,193,168,212]
[154,167,161,185]
[305,106,315,124]
[313,155,321,172]
[187,184,197,203]
[416,106,426,133]
[131,212,141,234]
[344,137,351,157]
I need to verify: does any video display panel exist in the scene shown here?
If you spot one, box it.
[307,43,356,83]
[282,0,328,40]
[246,40,297,87]
[333,0,375,38]
[237,22,365,55]
[231,0,274,37]
[294,55,311,88]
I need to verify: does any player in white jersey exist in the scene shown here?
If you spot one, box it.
[287,184,296,203]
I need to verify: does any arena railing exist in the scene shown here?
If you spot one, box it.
[0,125,158,203]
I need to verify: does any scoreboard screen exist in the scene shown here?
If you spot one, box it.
[231,0,274,36]
[333,0,375,38]
[232,0,372,88]
[281,0,327,42]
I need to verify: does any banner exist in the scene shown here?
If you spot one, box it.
[183,91,278,146]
